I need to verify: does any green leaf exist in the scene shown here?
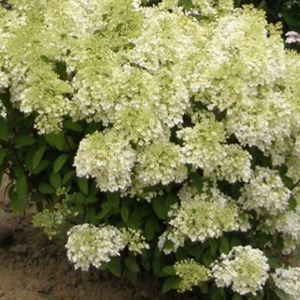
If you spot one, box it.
[125,257,140,273]
[268,258,282,269]
[16,175,28,201]
[97,202,112,220]
[0,148,8,166]
[40,55,52,64]
[63,170,75,185]
[209,239,218,256]
[32,146,47,170]
[162,266,176,276]
[220,236,230,254]
[190,172,203,194]
[123,268,138,284]
[121,204,129,222]
[31,160,50,174]
[203,250,213,267]
[50,172,62,190]
[15,135,36,147]
[274,289,289,300]
[85,196,98,204]
[0,119,9,141]
[45,132,65,150]
[232,295,242,300]
[9,186,26,213]
[53,154,68,173]
[162,277,180,293]
[78,178,89,195]
[144,218,160,241]
[64,120,83,132]
[183,0,193,11]
[38,182,55,194]
[107,192,119,208]
[152,196,167,220]
[108,257,121,277]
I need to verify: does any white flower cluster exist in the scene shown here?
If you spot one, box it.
[211,246,270,295]
[0,101,6,118]
[273,267,300,300]
[74,131,136,192]
[274,206,300,254]
[286,31,300,44]
[158,185,249,253]
[135,142,187,186]
[174,259,211,292]
[239,167,291,215]
[178,113,226,173]
[66,224,148,271]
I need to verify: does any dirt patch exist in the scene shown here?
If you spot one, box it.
[0,184,181,300]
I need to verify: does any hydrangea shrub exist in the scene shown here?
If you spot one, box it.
[0,0,300,299]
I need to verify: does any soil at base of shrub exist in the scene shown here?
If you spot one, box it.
[0,185,189,300]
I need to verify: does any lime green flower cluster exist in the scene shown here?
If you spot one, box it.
[174,259,211,292]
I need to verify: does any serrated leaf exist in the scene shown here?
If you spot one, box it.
[53,154,68,173]
[38,182,55,194]
[162,277,180,293]
[274,289,289,300]
[125,257,140,273]
[50,172,62,190]
[121,204,129,222]
[78,178,89,195]
[32,146,47,170]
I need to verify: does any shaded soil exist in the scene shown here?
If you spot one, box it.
[0,181,179,300]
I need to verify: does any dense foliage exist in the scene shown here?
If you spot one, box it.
[0,0,300,299]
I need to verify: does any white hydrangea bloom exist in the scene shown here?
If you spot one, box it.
[135,142,187,186]
[178,113,226,173]
[66,224,149,271]
[122,228,149,254]
[74,131,136,192]
[286,31,300,44]
[192,0,233,18]
[273,267,300,300]
[158,185,249,253]
[239,167,290,215]
[212,144,252,183]
[0,101,6,118]
[174,259,211,292]
[66,224,126,271]
[211,246,270,295]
